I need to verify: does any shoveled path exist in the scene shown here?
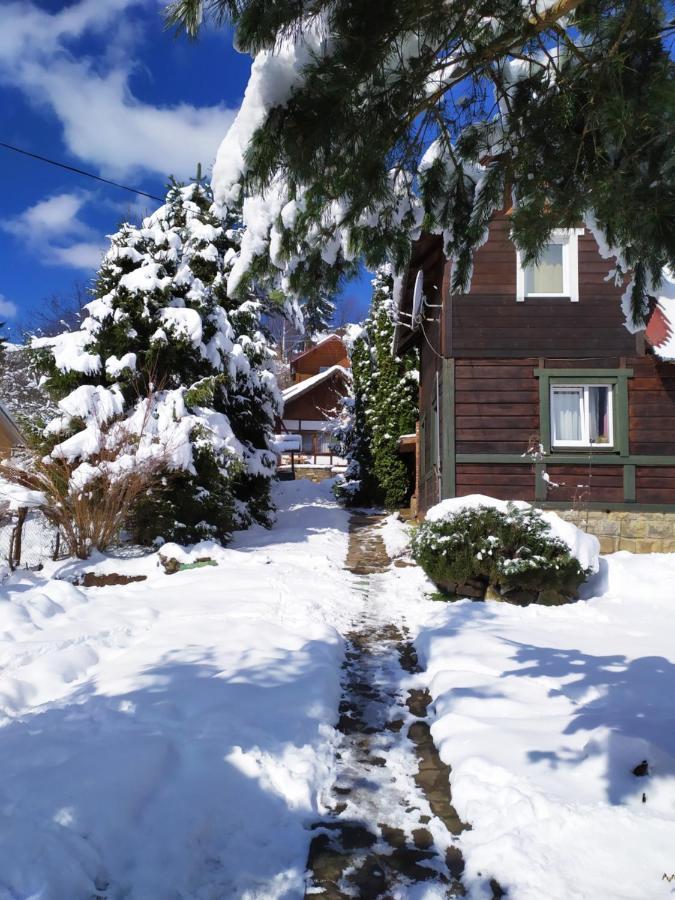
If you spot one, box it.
[304,513,468,898]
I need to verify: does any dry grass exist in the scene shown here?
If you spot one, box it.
[2,431,167,560]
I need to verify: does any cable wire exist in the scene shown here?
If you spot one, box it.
[0,140,164,203]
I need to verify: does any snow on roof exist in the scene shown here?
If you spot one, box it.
[282,365,351,404]
[290,334,346,364]
[646,271,675,361]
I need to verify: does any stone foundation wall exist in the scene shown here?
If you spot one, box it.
[556,510,675,554]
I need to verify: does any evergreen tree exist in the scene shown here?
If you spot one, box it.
[301,288,336,338]
[333,266,419,509]
[168,0,673,323]
[33,177,281,545]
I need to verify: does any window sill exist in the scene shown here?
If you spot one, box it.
[549,447,618,454]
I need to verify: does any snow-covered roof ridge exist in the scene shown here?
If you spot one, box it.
[282,365,351,403]
[290,333,346,363]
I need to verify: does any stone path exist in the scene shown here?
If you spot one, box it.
[304,513,468,898]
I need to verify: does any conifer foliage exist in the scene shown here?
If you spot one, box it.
[33,177,281,546]
[168,0,673,324]
[333,267,418,509]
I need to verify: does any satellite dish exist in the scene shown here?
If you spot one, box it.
[411,269,424,325]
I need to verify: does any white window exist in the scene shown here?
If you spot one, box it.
[550,384,614,448]
[516,229,583,302]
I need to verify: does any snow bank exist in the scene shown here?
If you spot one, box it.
[379,513,412,560]
[425,494,600,573]
[413,551,675,899]
[0,479,46,511]
[0,480,353,899]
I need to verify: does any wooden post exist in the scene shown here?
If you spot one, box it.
[10,507,27,570]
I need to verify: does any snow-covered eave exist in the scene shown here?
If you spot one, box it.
[282,366,351,403]
[392,232,444,358]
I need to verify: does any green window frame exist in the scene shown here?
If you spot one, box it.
[534,368,632,458]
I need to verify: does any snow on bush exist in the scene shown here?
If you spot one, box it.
[425,494,600,573]
[413,495,598,601]
[32,178,282,546]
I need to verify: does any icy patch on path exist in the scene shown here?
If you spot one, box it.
[305,514,466,897]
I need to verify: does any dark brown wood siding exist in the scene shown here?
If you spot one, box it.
[284,376,348,421]
[629,358,675,455]
[544,466,625,504]
[447,215,639,358]
[456,464,535,501]
[291,336,349,379]
[455,359,539,454]
[636,467,675,505]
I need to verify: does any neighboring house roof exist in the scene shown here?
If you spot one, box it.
[645,272,675,361]
[290,334,347,365]
[282,365,351,404]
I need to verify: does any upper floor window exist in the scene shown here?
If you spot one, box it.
[516,229,583,303]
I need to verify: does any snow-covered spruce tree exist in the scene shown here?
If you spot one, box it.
[33,177,281,546]
[301,288,336,338]
[333,267,418,509]
[169,0,673,324]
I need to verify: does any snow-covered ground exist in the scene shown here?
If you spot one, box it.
[1,479,674,899]
[395,544,675,899]
[0,480,355,899]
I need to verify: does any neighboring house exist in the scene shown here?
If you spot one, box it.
[0,400,23,458]
[394,213,675,551]
[281,335,351,458]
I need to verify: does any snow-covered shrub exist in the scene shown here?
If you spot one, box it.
[32,178,281,545]
[411,503,591,602]
[1,426,165,559]
[332,266,418,508]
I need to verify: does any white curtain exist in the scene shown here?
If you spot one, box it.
[526,243,564,294]
[552,389,582,442]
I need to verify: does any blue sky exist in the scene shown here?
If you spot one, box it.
[0,0,370,340]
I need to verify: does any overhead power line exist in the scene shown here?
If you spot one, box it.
[0,140,164,203]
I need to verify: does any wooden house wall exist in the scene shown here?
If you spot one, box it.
[410,218,675,515]
[447,215,639,358]
[291,338,349,379]
[283,377,348,422]
[438,354,675,513]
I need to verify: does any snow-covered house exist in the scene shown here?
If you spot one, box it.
[394,214,675,551]
[281,336,351,460]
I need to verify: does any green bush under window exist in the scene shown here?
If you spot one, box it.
[411,504,590,604]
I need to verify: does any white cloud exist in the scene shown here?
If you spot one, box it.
[0,1,238,180]
[50,243,105,270]
[0,296,18,320]
[2,192,105,272]
[3,192,92,241]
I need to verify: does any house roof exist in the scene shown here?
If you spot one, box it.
[282,365,351,404]
[392,233,444,356]
[290,334,346,365]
